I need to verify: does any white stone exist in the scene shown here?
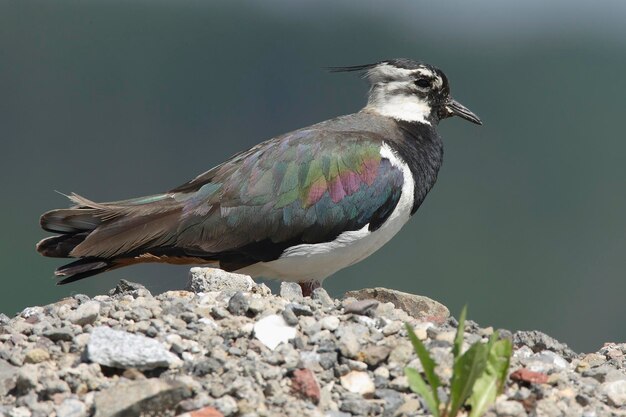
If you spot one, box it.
[86,326,181,370]
[253,314,297,350]
[55,398,87,417]
[602,380,626,407]
[340,371,375,395]
[198,317,218,329]
[186,267,255,293]
[8,407,31,417]
[69,301,100,326]
[526,350,569,373]
[320,316,340,332]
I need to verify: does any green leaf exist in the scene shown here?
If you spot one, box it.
[467,335,513,417]
[406,367,440,417]
[405,323,441,404]
[447,342,488,417]
[452,305,467,360]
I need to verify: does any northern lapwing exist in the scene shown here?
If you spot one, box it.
[37,58,482,295]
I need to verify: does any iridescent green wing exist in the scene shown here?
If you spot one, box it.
[172,128,405,263]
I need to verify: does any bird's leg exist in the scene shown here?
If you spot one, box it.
[299,281,321,297]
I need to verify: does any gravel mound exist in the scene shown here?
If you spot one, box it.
[0,269,624,417]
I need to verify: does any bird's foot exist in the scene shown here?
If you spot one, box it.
[299,281,321,297]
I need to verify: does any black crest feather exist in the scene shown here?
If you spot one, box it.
[327,62,380,73]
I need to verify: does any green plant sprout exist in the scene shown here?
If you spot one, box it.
[405,306,512,417]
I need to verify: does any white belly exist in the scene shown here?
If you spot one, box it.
[236,143,414,283]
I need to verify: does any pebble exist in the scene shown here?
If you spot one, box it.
[344,299,379,316]
[311,288,334,307]
[186,267,255,293]
[253,314,296,350]
[339,395,371,415]
[281,308,299,326]
[388,341,413,364]
[212,395,238,416]
[42,327,74,342]
[279,282,303,301]
[495,400,527,417]
[362,345,391,367]
[23,348,49,364]
[68,301,101,326]
[93,379,191,417]
[601,380,626,407]
[55,398,87,417]
[109,279,152,298]
[340,371,375,395]
[320,316,340,332]
[344,287,449,320]
[291,368,321,404]
[86,326,181,370]
[247,298,266,316]
[227,292,249,316]
[525,350,569,373]
[16,365,38,394]
[0,359,18,396]
[287,303,313,316]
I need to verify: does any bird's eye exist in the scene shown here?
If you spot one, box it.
[415,78,431,89]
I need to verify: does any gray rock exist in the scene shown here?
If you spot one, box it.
[513,330,576,359]
[281,307,299,326]
[495,400,527,417]
[344,299,379,316]
[109,279,151,298]
[69,301,101,326]
[280,282,303,301]
[340,394,371,415]
[337,324,368,359]
[362,345,392,367]
[0,359,18,397]
[55,398,87,417]
[319,352,338,370]
[86,326,181,370]
[186,267,255,293]
[375,389,404,417]
[311,288,334,307]
[93,379,191,417]
[211,306,230,319]
[41,377,70,397]
[213,395,238,416]
[345,287,449,320]
[227,292,250,316]
[247,298,266,316]
[388,341,413,364]
[43,327,74,342]
[16,364,38,394]
[288,303,313,316]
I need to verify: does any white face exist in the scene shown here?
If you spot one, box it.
[363,63,445,124]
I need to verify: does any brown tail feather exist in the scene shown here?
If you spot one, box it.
[36,233,89,258]
[54,258,120,285]
[38,192,190,283]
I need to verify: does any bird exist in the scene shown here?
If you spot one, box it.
[36,58,481,296]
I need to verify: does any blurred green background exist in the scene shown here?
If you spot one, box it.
[1,0,625,353]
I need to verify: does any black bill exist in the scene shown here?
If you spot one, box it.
[445,99,482,125]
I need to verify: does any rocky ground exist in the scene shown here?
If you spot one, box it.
[1,267,625,417]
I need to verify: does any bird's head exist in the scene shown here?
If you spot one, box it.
[332,58,482,126]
